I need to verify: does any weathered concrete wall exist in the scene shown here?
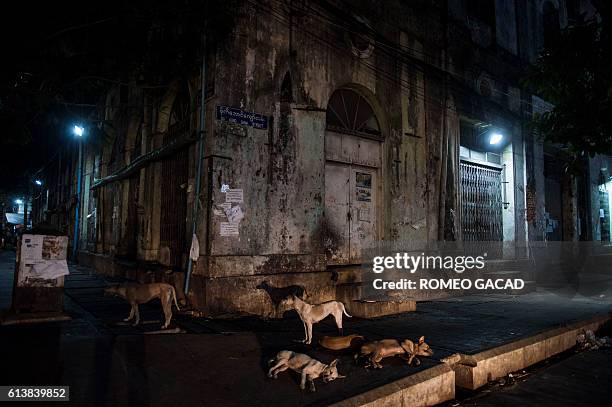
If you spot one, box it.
[65,0,572,318]
[188,0,445,315]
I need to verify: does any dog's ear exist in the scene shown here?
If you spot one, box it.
[329,359,339,367]
[418,336,425,345]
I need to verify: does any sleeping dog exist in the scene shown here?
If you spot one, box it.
[319,334,365,350]
[268,351,345,392]
[356,336,434,368]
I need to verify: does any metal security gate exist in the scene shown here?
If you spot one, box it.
[460,161,503,242]
[160,121,189,269]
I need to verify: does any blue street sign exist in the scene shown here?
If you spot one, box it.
[216,105,268,130]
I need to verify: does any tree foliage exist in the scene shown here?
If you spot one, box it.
[525,5,612,157]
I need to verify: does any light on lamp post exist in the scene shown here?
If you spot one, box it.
[15,199,23,205]
[34,179,43,186]
[72,124,85,259]
[489,132,503,145]
[73,125,84,137]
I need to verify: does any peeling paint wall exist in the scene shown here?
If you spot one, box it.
[191,0,447,315]
[34,0,592,318]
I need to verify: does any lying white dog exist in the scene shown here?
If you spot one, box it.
[281,295,351,344]
[267,350,345,391]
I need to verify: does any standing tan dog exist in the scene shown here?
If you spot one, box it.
[268,350,345,391]
[282,295,351,344]
[356,336,434,368]
[104,283,180,329]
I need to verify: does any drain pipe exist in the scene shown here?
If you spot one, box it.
[184,31,207,296]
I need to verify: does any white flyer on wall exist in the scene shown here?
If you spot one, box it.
[220,222,240,236]
[225,189,244,203]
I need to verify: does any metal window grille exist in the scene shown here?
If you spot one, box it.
[460,161,503,243]
[160,121,189,269]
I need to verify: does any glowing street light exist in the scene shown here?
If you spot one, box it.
[72,124,85,258]
[489,132,503,145]
[73,125,85,137]
[15,199,23,205]
[34,179,43,186]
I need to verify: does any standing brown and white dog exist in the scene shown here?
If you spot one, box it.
[268,350,345,391]
[104,283,180,329]
[281,295,351,344]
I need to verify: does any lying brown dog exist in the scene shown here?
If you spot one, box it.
[319,334,365,350]
[104,283,180,329]
[356,336,434,368]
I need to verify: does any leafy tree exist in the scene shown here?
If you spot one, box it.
[525,3,612,158]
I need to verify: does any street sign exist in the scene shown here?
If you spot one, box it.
[216,105,268,130]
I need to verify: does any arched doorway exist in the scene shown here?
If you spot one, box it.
[160,91,190,270]
[324,88,382,265]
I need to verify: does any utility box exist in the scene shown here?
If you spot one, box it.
[12,232,69,314]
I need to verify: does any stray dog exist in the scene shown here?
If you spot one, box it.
[104,283,180,329]
[267,350,345,391]
[281,295,351,344]
[319,334,365,350]
[356,336,434,368]
[256,281,307,318]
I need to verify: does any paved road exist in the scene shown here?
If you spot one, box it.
[1,249,612,406]
[454,348,612,407]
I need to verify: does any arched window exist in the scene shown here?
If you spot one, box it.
[169,91,190,127]
[543,1,560,48]
[326,89,381,138]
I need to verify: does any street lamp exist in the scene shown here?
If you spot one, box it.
[34,179,43,186]
[73,125,84,137]
[14,199,23,205]
[489,132,503,145]
[72,124,85,260]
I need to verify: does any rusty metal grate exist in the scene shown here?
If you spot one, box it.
[160,121,189,269]
[461,161,503,243]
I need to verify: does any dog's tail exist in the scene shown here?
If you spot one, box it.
[341,302,352,318]
[171,287,180,311]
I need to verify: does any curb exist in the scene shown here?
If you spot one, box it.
[330,364,455,407]
[329,312,611,406]
[453,312,612,390]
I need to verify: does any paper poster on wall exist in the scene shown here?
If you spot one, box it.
[21,234,44,263]
[358,207,371,222]
[225,189,244,203]
[356,172,372,202]
[214,202,232,216]
[225,205,244,224]
[220,222,240,236]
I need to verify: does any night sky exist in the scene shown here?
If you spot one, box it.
[0,0,157,194]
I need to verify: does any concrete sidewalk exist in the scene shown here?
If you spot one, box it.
[1,249,612,406]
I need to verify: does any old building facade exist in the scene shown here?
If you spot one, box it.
[32,0,609,316]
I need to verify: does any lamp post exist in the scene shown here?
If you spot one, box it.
[72,125,85,260]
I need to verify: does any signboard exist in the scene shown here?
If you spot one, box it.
[356,172,372,202]
[216,105,268,129]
